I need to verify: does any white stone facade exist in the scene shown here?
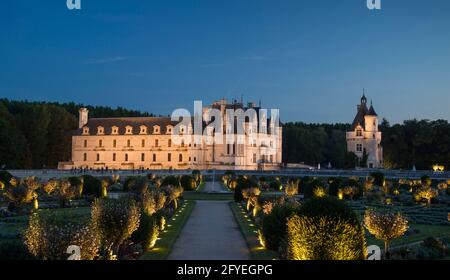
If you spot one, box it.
[346,94,383,168]
[59,100,282,171]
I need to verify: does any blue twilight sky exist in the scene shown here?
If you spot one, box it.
[1,0,449,123]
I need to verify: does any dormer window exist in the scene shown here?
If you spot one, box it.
[153,125,160,134]
[97,126,104,135]
[111,126,119,135]
[82,127,90,135]
[125,126,133,135]
[166,125,173,134]
[139,125,147,134]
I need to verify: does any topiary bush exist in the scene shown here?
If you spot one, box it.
[81,175,102,197]
[370,172,385,187]
[161,175,180,187]
[234,175,258,202]
[23,212,100,260]
[286,196,366,260]
[131,213,159,251]
[180,175,196,191]
[91,197,141,260]
[0,170,13,187]
[260,202,299,251]
[328,177,342,197]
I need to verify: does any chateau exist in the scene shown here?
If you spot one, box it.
[346,94,383,168]
[58,99,282,171]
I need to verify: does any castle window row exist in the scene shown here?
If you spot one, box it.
[83,153,196,163]
[82,124,186,135]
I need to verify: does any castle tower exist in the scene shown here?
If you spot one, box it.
[346,94,383,168]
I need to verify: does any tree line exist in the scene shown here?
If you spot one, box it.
[0,99,154,169]
[283,119,450,170]
[0,99,449,170]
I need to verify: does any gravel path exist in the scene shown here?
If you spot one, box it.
[168,199,249,260]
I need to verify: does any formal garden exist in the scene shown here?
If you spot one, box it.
[1,168,449,260]
[0,170,202,260]
[224,171,450,260]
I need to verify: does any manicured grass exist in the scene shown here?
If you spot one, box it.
[183,192,233,200]
[140,200,196,260]
[229,202,279,260]
[366,223,450,248]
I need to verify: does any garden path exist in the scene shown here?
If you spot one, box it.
[168,188,249,260]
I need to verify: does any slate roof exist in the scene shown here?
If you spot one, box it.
[349,95,378,131]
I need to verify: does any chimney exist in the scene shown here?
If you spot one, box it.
[79,108,89,128]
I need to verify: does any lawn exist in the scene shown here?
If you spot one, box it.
[229,202,279,260]
[140,200,196,260]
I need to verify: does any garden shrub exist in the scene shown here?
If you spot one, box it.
[91,197,141,259]
[260,202,299,251]
[234,175,258,202]
[123,176,136,192]
[180,175,196,191]
[128,176,149,194]
[81,175,102,197]
[286,196,366,260]
[192,170,202,187]
[23,212,100,260]
[0,170,13,187]
[131,213,159,251]
[161,175,180,187]
[268,180,282,191]
[302,178,323,199]
[328,177,342,197]
[370,172,385,187]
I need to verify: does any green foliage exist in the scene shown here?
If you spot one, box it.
[234,176,258,202]
[328,177,342,196]
[161,175,180,187]
[126,176,149,194]
[0,98,153,168]
[370,172,385,187]
[191,170,202,187]
[23,212,100,260]
[260,202,299,251]
[81,175,102,197]
[0,170,13,187]
[180,175,196,191]
[286,196,366,260]
[91,198,141,259]
[268,180,282,191]
[131,213,159,251]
